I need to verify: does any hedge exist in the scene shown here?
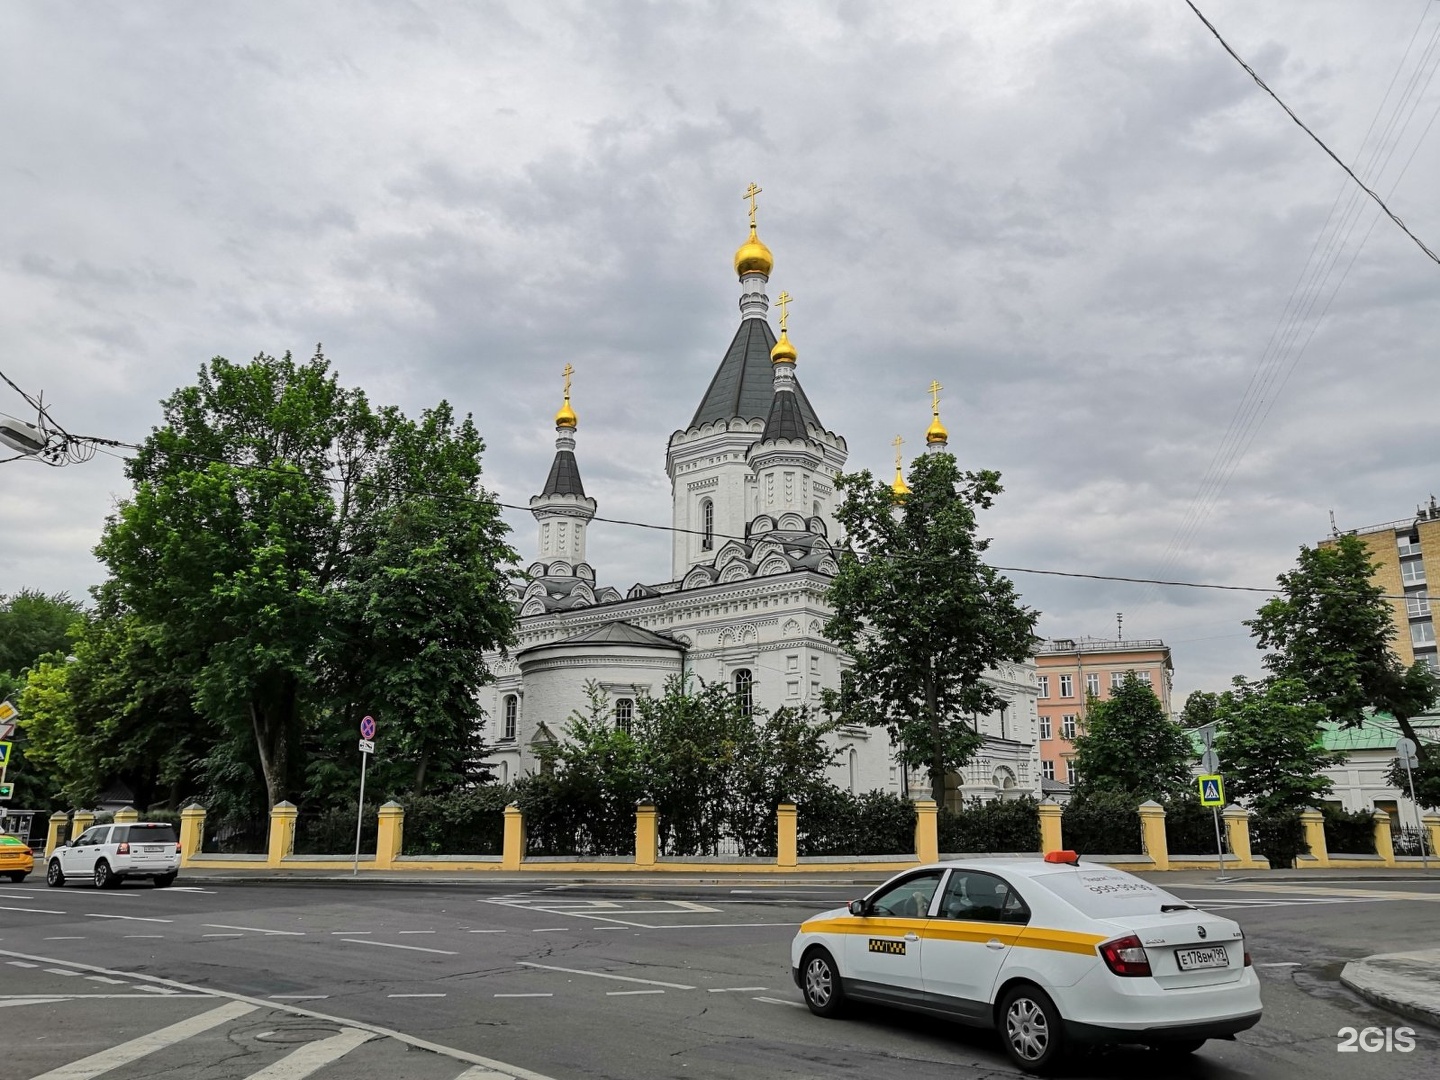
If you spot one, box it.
[1250,811,1308,869]
[1061,793,1142,855]
[938,797,1040,853]
[798,789,916,856]
[1164,796,1222,856]
[1323,806,1376,855]
[401,787,510,857]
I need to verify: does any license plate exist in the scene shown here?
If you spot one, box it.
[144,845,166,853]
[1175,946,1229,971]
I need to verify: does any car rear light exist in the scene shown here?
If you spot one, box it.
[116,842,130,855]
[1244,950,1252,967]
[175,843,183,854]
[1099,934,1153,977]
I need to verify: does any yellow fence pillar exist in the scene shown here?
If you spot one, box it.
[635,802,659,868]
[1373,811,1396,868]
[70,810,94,840]
[114,806,139,825]
[1223,804,1255,868]
[776,803,798,868]
[1423,813,1440,862]
[376,801,404,870]
[914,799,939,863]
[1137,800,1169,871]
[179,804,206,866]
[1037,800,1062,854]
[502,804,525,871]
[1299,808,1329,867]
[45,811,69,858]
[266,802,297,867]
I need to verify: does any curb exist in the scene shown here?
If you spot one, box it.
[1340,957,1440,1031]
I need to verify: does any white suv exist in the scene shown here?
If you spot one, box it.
[47,821,181,889]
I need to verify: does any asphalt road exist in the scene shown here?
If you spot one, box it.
[1,874,1438,1080]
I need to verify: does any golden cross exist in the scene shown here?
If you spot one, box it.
[743,182,762,227]
[562,362,573,399]
[930,379,943,414]
[893,434,904,469]
[775,291,792,331]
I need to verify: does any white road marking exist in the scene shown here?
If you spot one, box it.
[0,998,65,1007]
[388,993,446,998]
[136,985,179,994]
[0,993,211,1000]
[243,1026,372,1079]
[606,989,664,996]
[269,994,330,1000]
[85,913,173,923]
[21,998,255,1079]
[516,961,696,990]
[398,930,436,935]
[753,995,805,1009]
[531,928,569,932]
[45,967,83,976]
[124,934,164,939]
[0,892,36,899]
[1259,962,1303,967]
[340,938,457,956]
[44,937,85,941]
[84,976,125,985]
[7,960,39,967]
[494,993,552,998]
[1,904,65,914]
[204,924,304,936]
[450,1068,517,1080]
[331,930,369,935]
[203,933,243,938]
[708,986,768,992]
[467,929,506,934]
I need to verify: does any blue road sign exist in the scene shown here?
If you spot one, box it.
[360,715,376,740]
[1198,774,1225,807]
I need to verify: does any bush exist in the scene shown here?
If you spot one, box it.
[1323,806,1376,855]
[1250,811,1308,869]
[202,811,269,854]
[1062,792,1142,855]
[514,772,634,857]
[402,787,510,857]
[798,788,916,856]
[938,797,1040,853]
[293,802,377,856]
[1163,796,1222,856]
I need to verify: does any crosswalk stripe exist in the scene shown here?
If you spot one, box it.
[243,1027,373,1080]
[450,1068,517,1080]
[25,999,256,1079]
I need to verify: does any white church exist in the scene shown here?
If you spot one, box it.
[480,195,1041,808]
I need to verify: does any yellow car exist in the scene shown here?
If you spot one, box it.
[0,833,34,882]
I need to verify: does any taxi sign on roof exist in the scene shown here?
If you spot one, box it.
[1198,774,1225,807]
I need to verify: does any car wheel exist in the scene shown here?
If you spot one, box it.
[153,873,177,888]
[8,872,27,883]
[1150,1038,1206,1057]
[46,860,65,888]
[999,983,1065,1073]
[93,860,115,890]
[801,947,846,1017]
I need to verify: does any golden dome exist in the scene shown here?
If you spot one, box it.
[555,396,577,429]
[770,329,797,365]
[926,412,949,445]
[734,224,774,278]
[891,467,911,499]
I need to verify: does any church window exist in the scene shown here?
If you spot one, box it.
[701,500,714,550]
[503,695,518,741]
[733,668,753,716]
[615,698,634,734]
[848,748,859,793]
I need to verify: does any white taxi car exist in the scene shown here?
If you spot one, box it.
[791,853,1261,1072]
[46,821,181,889]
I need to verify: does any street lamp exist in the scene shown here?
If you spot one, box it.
[0,414,49,456]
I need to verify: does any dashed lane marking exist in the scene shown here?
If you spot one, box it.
[204,933,244,938]
[1,905,65,915]
[398,930,436,934]
[389,993,446,998]
[331,930,370,935]
[84,976,125,985]
[269,995,331,1000]
[86,913,173,923]
[708,987,768,992]
[45,968,84,975]
[494,993,552,998]
[1259,962,1303,968]
[44,937,85,941]
[516,961,696,990]
[7,960,39,968]
[606,990,664,996]
[531,928,570,932]
[204,924,305,936]
[468,930,506,934]
[340,938,457,956]
[124,934,164,939]
[754,996,805,1009]
[18,999,255,1080]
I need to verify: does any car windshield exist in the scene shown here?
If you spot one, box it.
[1030,867,1184,918]
[121,824,178,844]
[0,836,24,846]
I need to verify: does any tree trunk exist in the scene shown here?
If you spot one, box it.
[926,668,945,805]
[413,743,430,794]
[249,690,292,810]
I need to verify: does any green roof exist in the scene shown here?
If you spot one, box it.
[1184,709,1440,755]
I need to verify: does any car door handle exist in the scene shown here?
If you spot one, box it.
[904,933,920,942]
[986,939,1006,950]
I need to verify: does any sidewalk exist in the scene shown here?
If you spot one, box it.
[1342,950,1440,1029]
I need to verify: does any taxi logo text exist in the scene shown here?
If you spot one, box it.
[868,938,906,955]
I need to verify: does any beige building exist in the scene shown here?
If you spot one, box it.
[1032,638,1174,790]
[1321,499,1440,672]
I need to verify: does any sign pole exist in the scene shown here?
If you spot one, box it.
[1402,757,1429,872]
[1212,805,1227,881]
[353,748,368,877]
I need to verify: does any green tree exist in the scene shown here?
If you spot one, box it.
[825,452,1038,803]
[1180,689,1220,731]
[0,589,83,677]
[94,349,516,809]
[1248,535,1438,787]
[1211,677,1340,814]
[1070,673,1194,802]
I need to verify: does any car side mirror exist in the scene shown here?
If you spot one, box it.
[848,899,868,917]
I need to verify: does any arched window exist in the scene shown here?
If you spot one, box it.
[848,747,859,793]
[503,695,518,741]
[701,499,714,550]
[733,668,753,716]
[615,698,634,735]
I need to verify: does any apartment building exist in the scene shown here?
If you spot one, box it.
[1320,498,1440,673]
[1033,637,1174,789]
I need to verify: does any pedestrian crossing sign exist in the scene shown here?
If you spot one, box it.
[1198,774,1224,807]
[0,741,11,769]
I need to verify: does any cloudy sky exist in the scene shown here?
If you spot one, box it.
[2,1,1438,703]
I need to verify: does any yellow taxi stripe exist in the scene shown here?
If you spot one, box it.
[800,918,1106,957]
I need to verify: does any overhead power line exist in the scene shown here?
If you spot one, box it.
[1184,0,1440,266]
